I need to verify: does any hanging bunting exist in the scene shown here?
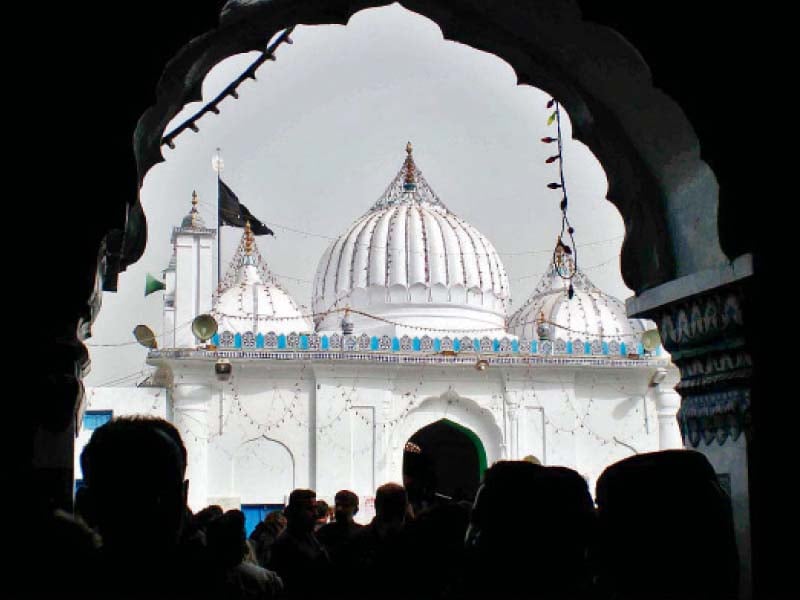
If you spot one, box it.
[542,97,579,298]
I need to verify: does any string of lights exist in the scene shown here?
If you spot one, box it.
[86,318,195,349]
[264,221,335,241]
[194,198,620,261]
[161,27,296,150]
[218,363,377,457]
[380,365,432,431]
[209,299,647,339]
[509,365,647,456]
[230,363,306,435]
[317,370,362,433]
[501,236,622,256]
[542,97,578,298]
[509,254,618,282]
[83,383,167,416]
[92,368,149,388]
[217,230,285,296]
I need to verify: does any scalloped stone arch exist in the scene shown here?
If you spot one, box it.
[134,0,727,295]
[388,391,503,484]
[233,435,296,503]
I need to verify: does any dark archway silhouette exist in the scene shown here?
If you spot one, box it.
[403,419,486,506]
[35,2,775,596]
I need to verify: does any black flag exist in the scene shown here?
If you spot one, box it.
[218,179,274,236]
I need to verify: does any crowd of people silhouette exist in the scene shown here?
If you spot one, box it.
[36,416,739,599]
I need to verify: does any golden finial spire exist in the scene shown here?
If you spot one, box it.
[181,190,205,228]
[536,310,551,341]
[244,220,254,255]
[403,141,416,189]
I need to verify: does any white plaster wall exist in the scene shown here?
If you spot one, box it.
[204,362,313,510]
[314,375,384,502]
[74,386,169,480]
[233,437,295,504]
[137,356,678,522]
[572,370,660,493]
[509,374,579,470]
[504,367,676,494]
[698,436,751,600]
[173,383,211,511]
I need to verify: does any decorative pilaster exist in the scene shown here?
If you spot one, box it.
[172,384,210,511]
[654,384,682,450]
[506,402,521,459]
[655,286,752,447]
[632,270,754,599]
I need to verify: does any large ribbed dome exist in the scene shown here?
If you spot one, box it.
[213,225,312,336]
[313,144,510,337]
[508,261,651,346]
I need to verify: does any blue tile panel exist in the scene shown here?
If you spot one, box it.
[204,330,661,358]
[83,410,112,430]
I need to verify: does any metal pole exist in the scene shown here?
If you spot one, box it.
[214,148,223,290]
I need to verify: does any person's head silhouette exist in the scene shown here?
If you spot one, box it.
[285,489,317,534]
[467,461,595,598]
[595,450,738,600]
[333,489,359,524]
[374,483,408,534]
[80,416,188,558]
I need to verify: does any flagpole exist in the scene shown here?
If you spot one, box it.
[213,148,223,291]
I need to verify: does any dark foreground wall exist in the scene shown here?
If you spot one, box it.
[22,2,777,597]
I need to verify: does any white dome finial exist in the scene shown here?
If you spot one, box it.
[181,190,206,228]
[403,141,417,192]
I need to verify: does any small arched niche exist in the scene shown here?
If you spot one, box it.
[234,436,295,504]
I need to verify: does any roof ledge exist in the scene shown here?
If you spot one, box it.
[626,254,753,318]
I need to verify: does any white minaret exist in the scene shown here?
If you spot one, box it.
[162,252,177,347]
[172,191,216,347]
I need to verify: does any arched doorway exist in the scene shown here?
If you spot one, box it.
[403,419,486,508]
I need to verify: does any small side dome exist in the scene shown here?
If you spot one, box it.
[213,223,311,336]
[508,263,651,347]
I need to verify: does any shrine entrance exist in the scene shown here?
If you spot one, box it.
[403,419,487,509]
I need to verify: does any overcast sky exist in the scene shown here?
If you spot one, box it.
[85,4,629,387]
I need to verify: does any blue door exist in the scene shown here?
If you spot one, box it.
[241,504,284,537]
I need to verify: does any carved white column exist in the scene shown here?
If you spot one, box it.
[507,404,520,460]
[654,383,683,450]
[172,384,210,511]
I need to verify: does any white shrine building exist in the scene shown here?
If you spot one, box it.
[77,145,681,528]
